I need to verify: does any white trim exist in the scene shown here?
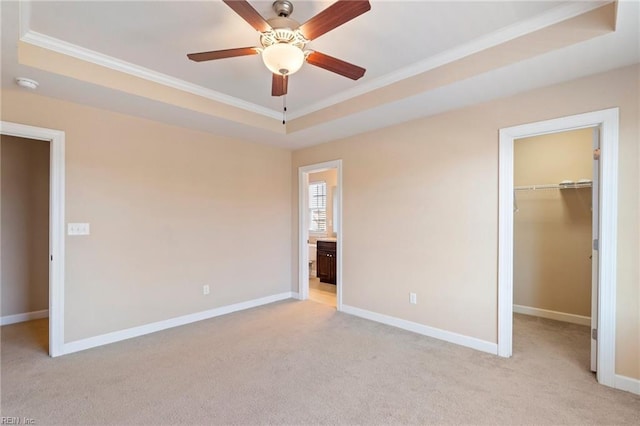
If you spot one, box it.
[0,309,49,326]
[342,304,498,355]
[1,121,65,357]
[513,305,591,326]
[298,169,310,302]
[287,1,609,119]
[298,160,343,311]
[336,164,343,311]
[614,375,640,395]
[63,292,295,355]
[498,108,619,389]
[498,129,514,358]
[19,30,280,121]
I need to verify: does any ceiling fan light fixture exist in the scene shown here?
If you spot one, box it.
[188,0,371,96]
[262,43,304,76]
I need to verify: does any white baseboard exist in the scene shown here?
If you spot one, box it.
[341,304,497,355]
[615,374,640,395]
[513,304,591,326]
[0,309,49,326]
[63,292,296,355]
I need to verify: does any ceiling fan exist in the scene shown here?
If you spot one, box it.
[187,0,371,97]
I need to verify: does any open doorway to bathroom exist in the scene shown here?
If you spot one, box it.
[308,170,337,307]
[298,160,342,310]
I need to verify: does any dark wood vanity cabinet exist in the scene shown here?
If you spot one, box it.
[316,240,337,284]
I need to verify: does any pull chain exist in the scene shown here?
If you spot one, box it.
[282,95,287,125]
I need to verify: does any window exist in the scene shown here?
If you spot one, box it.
[309,181,327,233]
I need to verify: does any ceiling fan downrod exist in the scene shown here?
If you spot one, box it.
[273,0,294,18]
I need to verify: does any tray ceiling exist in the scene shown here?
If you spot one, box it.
[2,1,638,148]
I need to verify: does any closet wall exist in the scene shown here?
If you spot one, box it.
[513,128,593,318]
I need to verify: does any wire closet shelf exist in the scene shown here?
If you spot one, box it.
[514,181,592,191]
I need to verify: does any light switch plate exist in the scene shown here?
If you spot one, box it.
[68,223,90,235]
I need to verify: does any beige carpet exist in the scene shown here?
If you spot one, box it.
[1,300,638,425]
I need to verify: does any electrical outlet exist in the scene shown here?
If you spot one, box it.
[203,285,210,295]
[410,292,417,304]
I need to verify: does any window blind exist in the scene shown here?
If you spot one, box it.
[309,181,327,232]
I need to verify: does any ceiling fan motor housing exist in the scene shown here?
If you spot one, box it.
[261,22,306,48]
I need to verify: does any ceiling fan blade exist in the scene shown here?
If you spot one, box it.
[272,74,288,97]
[187,47,258,62]
[306,51,366,80]
[299,0,371,41]
[223,0,271,33]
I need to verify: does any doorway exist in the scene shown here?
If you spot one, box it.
[1,134,50,353]
[512,127,596,374]
[298,160,343,310]
[498,108,619,388]
[308,168,338,307]
[0,121,65,357]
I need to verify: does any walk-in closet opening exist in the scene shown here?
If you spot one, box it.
[512,127,597,375]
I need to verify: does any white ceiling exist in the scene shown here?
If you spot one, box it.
[2,1,639,149]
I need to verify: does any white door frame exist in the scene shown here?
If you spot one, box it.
[498,108,618,388]
[298,160,343,310]
[1,121,65,357]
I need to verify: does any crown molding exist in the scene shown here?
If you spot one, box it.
[19,30,282,120]
[287,0,613,120]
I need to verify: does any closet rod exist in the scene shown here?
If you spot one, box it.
[514,182,592,191]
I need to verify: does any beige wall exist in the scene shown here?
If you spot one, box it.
[1,65,637,381]
[1,90,292,342]
[308,169,337,239]
[291,64,639,379]
[514,129,593,316]
[1,135,50,317]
